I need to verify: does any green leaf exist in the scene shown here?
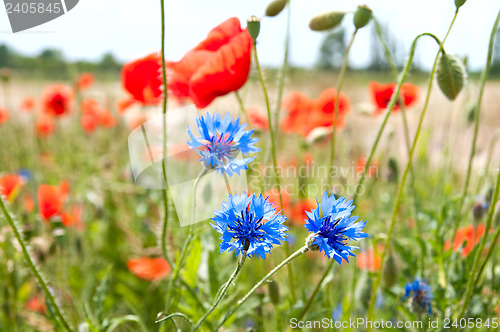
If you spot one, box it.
[437,53,466,101]
[181,236,202,288]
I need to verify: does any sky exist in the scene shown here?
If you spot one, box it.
[0,0,499,70]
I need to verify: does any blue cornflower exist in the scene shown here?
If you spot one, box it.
[211,192,288,259]
[304,191,368,264]
[402,279,432,314]
[187,112,260,176]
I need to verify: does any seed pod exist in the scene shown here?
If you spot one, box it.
[353,5,372,30]
[382,253,398,288]
[436,53,466,101]
[267,279,280,305]
[455,0,467,9]
[387,157,399,183]
[247,16,261,43]
[309,11,346,31]
[265,0,288,17]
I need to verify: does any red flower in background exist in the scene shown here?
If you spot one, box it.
[264,188,292,213]
[41,84,73,117]
[36,115,55,138]
[20,97,35,112]
[81,99,118,133]
[61,205,84,230]
[290,199,315,225]
[369,81,419,115]
[246,107,269,130]
[76,72,94,90]
[0,106,9,124]
[281,88,350,137]
[37,182,69,220]
[25,294,47,314]
[127,257,171,281]
[167,17,252,108]
[24,194,35,212]
[356,245,384,271]
[0,174,24,201]
[118,53,163,113]
[445,224,488,257]
[355,156,378,178]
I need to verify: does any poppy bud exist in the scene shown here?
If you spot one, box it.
[383,253,398,288]
[265,0,288,17]
[436,53,466,101]
[455,0,467,9]
[247,16,261,43]
[387,157,399,183]
[309,11,346,31]
[267,279,280,305]
[353,5,372,30]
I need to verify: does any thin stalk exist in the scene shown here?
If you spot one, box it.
[253,42,296,303]
[191,254,247,331]
[234,91,251,125]
[160,0,172,267]
[273,1,291,133]
[328,29,358,178]
[475,129,500,194]
[0,195,72,331]
[366,32,448,326]
[165,169,207,310]
[298,259,335,320]
[213,245,308,331]
[460,165,500,317]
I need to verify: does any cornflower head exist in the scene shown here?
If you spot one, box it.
[211,192,288,259]
[304,191,368,264]
[187,112,259,176]
[402,278,432,314]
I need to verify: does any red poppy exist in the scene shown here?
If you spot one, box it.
[36,115,55,137]
[281,88,350,137]
[445,224,488,257]
[369,81,419,116]
[0,106,9,124]
[127,112,147,130]
[76,72,94,90]
[264,188,292,214]
[20,97,35,112]
[246,107,269,130]
[127,257,171,281]
[356,245,383,272]
[25,294,47,314]
[167,17,252,108]
[0,174,24,201]
[37,182,68,220]
[290,199,315,225]
[41,84,73,117]
[118,53,163,113]
[99,110,118,128]
[61,205,84,230]
[168,143,198,161]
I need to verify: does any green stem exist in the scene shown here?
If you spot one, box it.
[160,0,172,268]
[0,195,72,331]
[475,128,500,194]
[298,259,335,320]
[165,169,207,310]
[365,32,446,327]
[273,0,291,134]
[460,165,500,317]
[191,254,247,331]
[234,91,251,126]
[213,245,308,331]
[328,29,357,178]
[253,42,296,304]
[459,9,500,317]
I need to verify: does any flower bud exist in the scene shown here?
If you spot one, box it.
[265,0,288,17]
[455,0,467,9]
[353,5,372,30]
[267,279,281,305]
[387,157,399,183]
[306,233,320,252]
[309,11,346,31]
[247,16,261,43]
[436,53,466,101]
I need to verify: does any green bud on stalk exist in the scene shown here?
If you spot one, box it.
[353,5,372,29]
[265,0,288,17]
[309,11,346,31]
[247,16,261,43]
[436,53,466,101]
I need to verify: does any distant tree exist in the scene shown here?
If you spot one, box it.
[98,52,121,72]
[0,44,11,68]
[316,28,346,71]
